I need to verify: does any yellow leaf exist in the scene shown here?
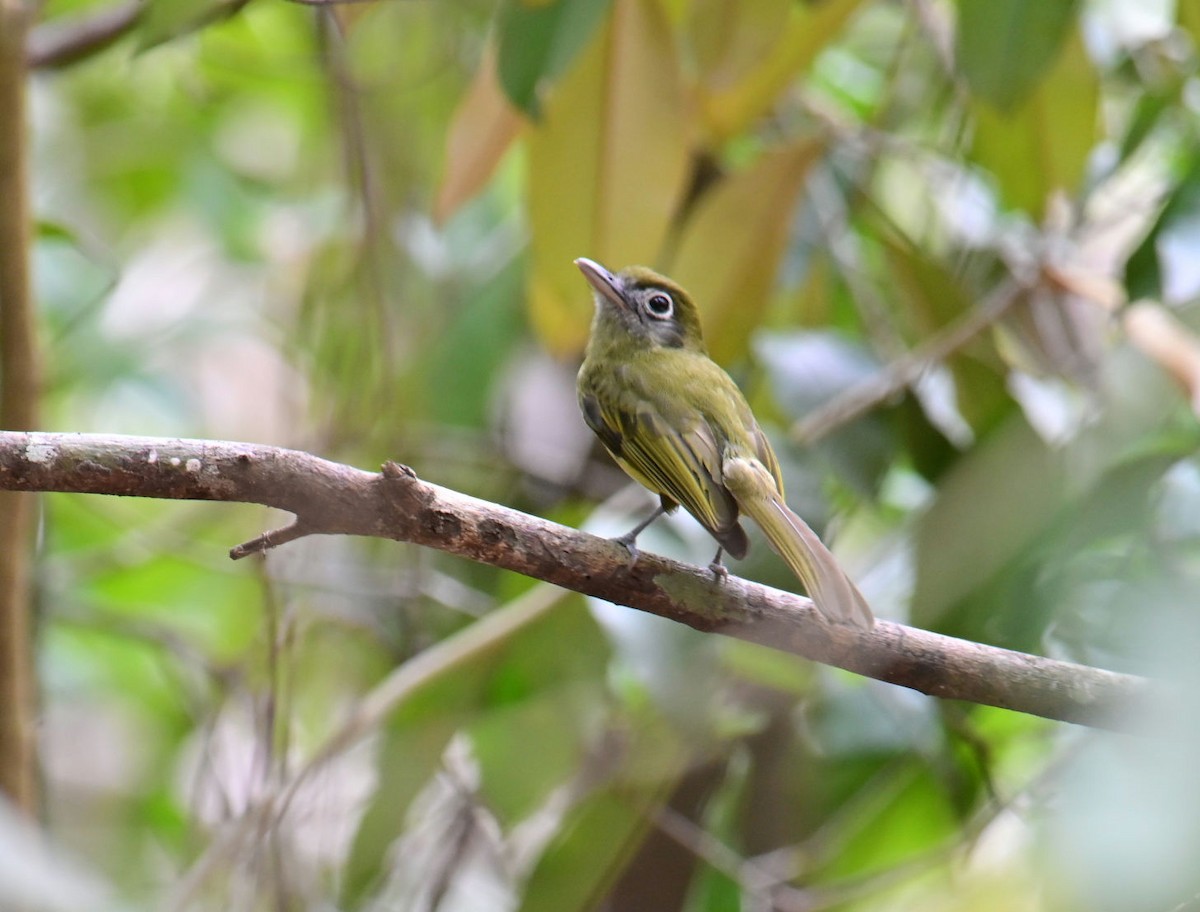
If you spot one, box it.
[525,0,691,356]
[669,142,821,365]
[687,0,791,93]
[969,27,1098,219]
[1181,0,1200,47]
[434,42,526,224]
[699,0,865,143]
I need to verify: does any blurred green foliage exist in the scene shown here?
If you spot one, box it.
[12,0,1200,910]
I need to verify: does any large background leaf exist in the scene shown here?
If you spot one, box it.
[495,0,613,118]
[967,25,1099,217]
[525,0,691,354]
[670,143,822,364]
[956,0,1081,112]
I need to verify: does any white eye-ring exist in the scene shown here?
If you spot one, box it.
[645,292,673,318]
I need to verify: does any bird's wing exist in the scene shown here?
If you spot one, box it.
[579,390,739,537]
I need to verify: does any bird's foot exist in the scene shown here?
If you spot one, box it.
[611,504,667,565]
[612,533,641,564]
[708,547,728,580]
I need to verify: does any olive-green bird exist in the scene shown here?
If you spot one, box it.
[575,258,874,629]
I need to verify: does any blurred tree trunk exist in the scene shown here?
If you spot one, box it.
[0,0,41,816]
[601,761,727,911]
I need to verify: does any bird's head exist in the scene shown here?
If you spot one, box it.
[575,258,706,352]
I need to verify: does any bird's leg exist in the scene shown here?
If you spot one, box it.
[612,504,667,562]
[708,546,729,579]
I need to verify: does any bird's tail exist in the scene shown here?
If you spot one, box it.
[723,457,874,629]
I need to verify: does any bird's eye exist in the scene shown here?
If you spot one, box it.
[645,293,673,318]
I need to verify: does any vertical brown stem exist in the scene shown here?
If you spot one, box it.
[0,0,41,815]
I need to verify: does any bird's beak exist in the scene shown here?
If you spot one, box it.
[574,258,628,311]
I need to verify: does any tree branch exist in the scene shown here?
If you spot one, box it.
[0,0,41,816]
[25,0,142,69]
[792,279,1023,445]
[26,0,252,70]
[0,431,1159,732]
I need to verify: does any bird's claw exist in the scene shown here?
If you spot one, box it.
[612,534,640,564]
[708,546,728,580]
